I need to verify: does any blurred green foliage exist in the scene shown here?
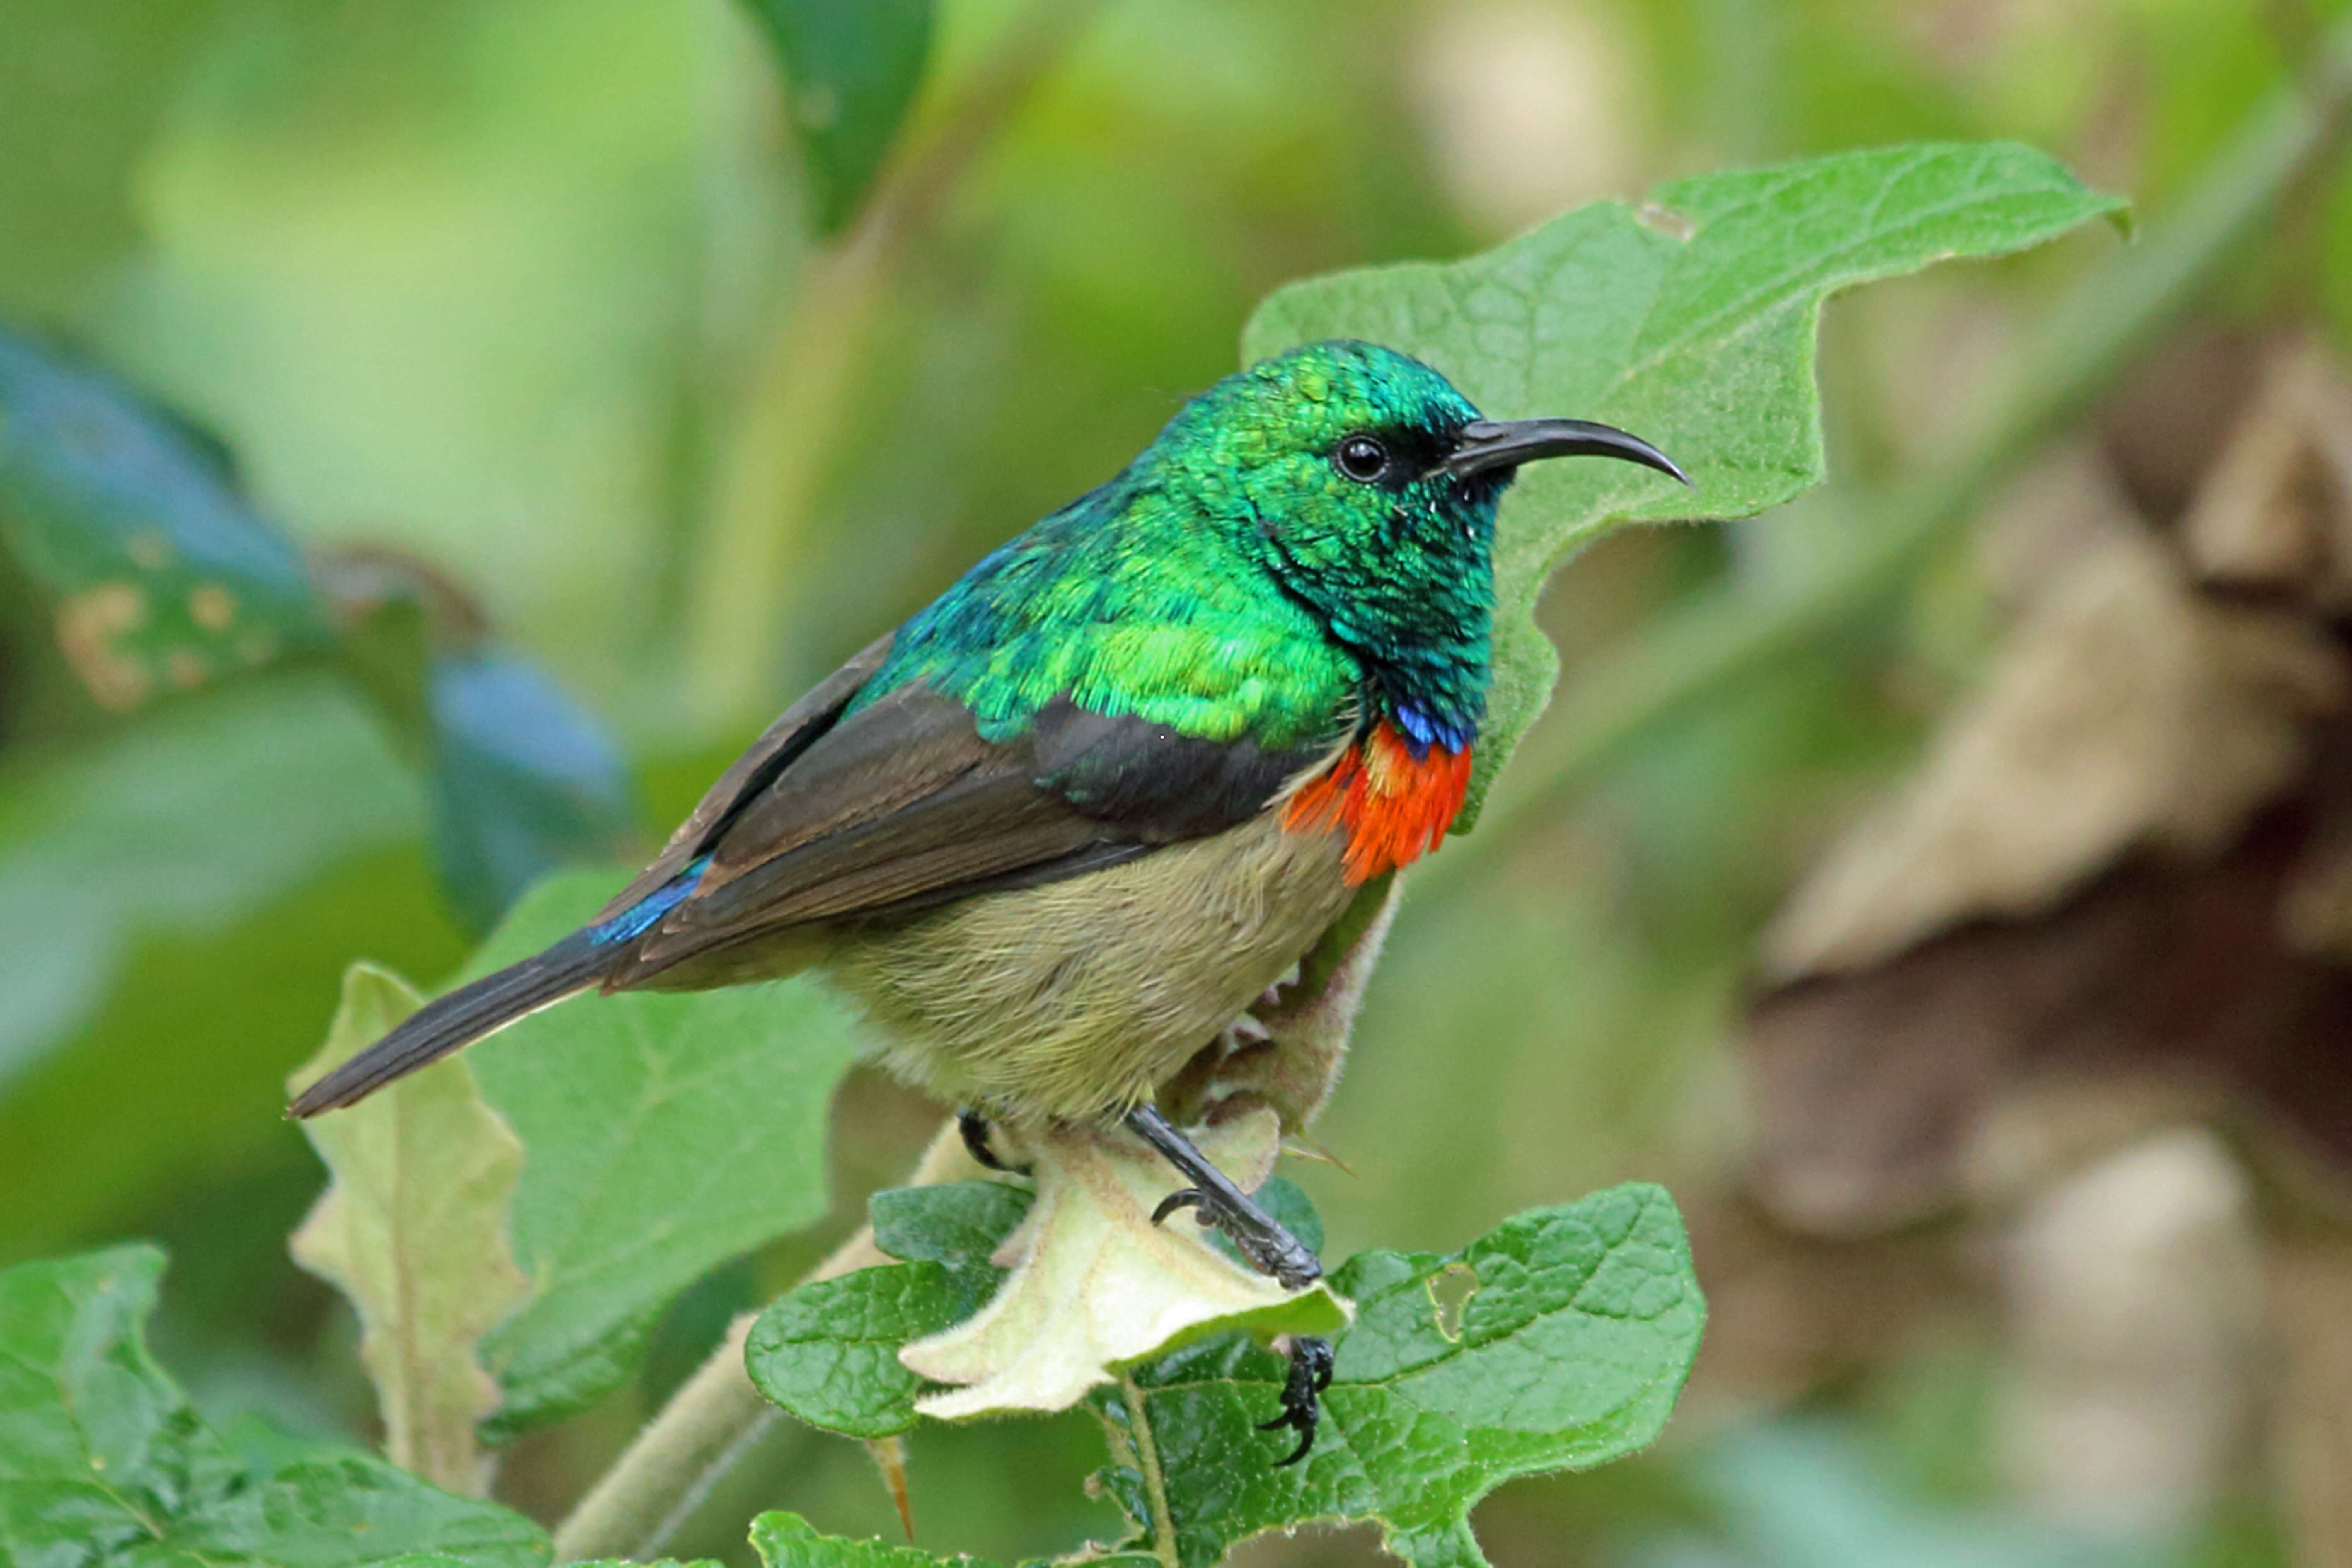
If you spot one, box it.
[0,0,2338,1564]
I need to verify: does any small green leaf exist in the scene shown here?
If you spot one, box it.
[1244,142,2126,828]
[0,1245,548,1567]
[748,1182,1031,1438]
[1092,1184,1705,1568]
[739,0,933,234]
[289,964,530,1495]
[0,326,333,709]
[450,871,869,1437]
[747,1256,997,1440]
[747,1509,1156,1568]
[869,1179,1035,1269]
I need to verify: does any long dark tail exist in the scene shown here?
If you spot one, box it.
[289,931,612,1117]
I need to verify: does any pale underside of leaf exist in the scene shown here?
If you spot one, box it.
[289,963,530,1495]
[902,1108,1350,1419]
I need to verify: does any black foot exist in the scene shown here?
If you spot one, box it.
[1258,1336,1334,1466]
[1124,1104,1322,1291]
[957,1108,1018,1173]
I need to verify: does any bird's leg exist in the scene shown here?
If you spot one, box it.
[1125,1103,1321,1289]
[957,1107,1020,1173]
[1123,1103,1336,1464]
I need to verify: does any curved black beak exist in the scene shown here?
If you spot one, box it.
[1443,417,1690,486]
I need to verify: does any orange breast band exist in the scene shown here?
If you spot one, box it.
[1284,721,1473,884]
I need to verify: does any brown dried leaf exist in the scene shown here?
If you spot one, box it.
[1764,527,2345,981]
[2179,337,2352,608]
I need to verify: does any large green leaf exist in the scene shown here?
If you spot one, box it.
[747,1180,1697,1568]
[447,872,870,1437]
[1244,141,2126,827]
[1091,1184,1704,1568]
[0,1245,548,1567]
[0,326,333,710]
[739,0,934,234]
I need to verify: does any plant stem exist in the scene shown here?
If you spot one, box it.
[1420,17,2352,899]
[1118,1372,1181,1568]
[549,1123,987,1561]
[680,0,1101,729]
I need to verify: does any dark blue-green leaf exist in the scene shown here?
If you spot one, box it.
[420,646,638,933]
[0,326,333,709]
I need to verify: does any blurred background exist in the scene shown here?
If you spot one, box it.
[5,0,2350,1563]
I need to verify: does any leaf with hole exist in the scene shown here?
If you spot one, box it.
[1091,1183,1704,1568]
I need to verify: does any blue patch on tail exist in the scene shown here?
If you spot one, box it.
[590,855,709,944]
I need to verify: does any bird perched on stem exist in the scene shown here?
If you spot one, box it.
[290,339,1684,1459]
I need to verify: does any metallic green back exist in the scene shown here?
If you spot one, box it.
[858,340,1499,753]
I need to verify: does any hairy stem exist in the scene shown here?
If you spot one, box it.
[681,0,1101,728]
[1424,16,2352,897]
[1118,1372,1181,1568]
[549,1122,988,1561]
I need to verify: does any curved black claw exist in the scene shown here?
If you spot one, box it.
[957,1108,1020,1173]
[1152,1187,1208,1226]
[1258,1336,1336,1466]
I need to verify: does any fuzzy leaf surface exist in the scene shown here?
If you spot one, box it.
[456,871,869,1436]
[289,965,529,1493]
[0,1245,548,1567]
[1244,141,2126,826]
[739,0,932,233]
[748,1509,1156,1568]
[750,1119,1348,1437]
[1091,1183,1704,1568]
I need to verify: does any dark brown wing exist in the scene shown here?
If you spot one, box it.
[602,676,1341,987]
[598,632,895,919]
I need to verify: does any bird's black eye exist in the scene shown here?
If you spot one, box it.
[1334,433,1390,483]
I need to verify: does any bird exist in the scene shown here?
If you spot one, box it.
[288,338,1685,1460]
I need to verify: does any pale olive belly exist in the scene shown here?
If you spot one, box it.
[821,811,1354,1122]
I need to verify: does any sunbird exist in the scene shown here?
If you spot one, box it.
[291,339,1684,1459]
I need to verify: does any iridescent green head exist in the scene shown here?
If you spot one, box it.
[1151,339,1683,750]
